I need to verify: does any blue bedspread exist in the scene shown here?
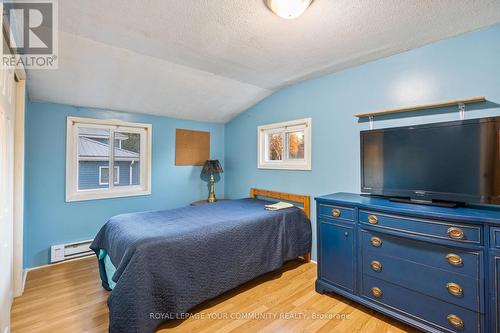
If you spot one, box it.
[90,198,312,333]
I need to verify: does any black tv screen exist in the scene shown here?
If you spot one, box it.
[360,116,500,205]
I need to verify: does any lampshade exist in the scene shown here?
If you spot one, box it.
[201,160,224,174]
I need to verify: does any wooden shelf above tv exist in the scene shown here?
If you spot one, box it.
[354,96,486,118]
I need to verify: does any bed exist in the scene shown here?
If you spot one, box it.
[90,188,312,333]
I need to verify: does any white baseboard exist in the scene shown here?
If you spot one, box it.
[25,255,95,273]
[21,270,28,294]
[13,269,29,299]
[19,256,96,294]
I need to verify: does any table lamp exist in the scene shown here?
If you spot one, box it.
[201,160,223,202]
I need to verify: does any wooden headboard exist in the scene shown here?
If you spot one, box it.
[249,188,311,219]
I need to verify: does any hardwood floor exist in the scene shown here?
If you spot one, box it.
[11,257,418,333]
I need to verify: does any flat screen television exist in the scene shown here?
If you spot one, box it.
[360,116,500,205]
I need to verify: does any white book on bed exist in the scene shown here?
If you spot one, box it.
[264,201,294,211]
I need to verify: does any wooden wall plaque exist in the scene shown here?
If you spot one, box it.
[175,129,210,166]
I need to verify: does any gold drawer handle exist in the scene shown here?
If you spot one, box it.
[446,282,463,297]
[370,260,382,272]
[371,287,383,298]
[446,253,463,267]
[370,237,382,247]
[447,314,464,329]
[368,215,378,225]
[447,227,464,240]
[331,209,341,217]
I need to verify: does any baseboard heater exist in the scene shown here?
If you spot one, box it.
[50,239,94,263]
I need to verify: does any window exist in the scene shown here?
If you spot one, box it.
[257,118,311,170]
[66,117,152,202]
[99,166,120,185]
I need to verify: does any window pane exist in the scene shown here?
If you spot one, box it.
[114,132,141,187]
[287,131,305,159]
[267,133,284,161]
[78,127,110,190]
[99,166,119,185]
[100,167,110,185]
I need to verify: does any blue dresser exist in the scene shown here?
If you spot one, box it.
[315,193,500,333]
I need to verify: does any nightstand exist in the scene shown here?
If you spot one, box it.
[191,199,225,206]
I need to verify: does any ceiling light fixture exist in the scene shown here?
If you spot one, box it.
[265,0,313,19]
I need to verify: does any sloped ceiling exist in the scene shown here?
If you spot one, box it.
[27,0,500,122]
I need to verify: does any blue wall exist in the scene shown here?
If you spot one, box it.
[224,25,500,261]
[25,102,225,268]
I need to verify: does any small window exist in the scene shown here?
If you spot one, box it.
[99,166,120,185]
[66,117,152,202]
[258,118,311,170]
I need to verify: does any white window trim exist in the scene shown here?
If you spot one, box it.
[257,118,312,170]
[66,116,152,202]
[98,166,120,185]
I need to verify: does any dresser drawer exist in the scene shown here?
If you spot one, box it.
[362,252,480,312]
[318,203,354,222]
[362,275,481,333]
[490,227,500,250]
[359,210,482,245]
[361,230,481,279]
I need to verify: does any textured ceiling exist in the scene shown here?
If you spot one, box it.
[27,0,500,122]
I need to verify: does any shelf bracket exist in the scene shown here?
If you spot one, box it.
[369,115,374,130]
[458,102,465,120]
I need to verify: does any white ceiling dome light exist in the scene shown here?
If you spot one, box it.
[265,0,313,19]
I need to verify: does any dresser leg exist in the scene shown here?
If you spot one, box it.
[303,253,311,262]
[315,281,326,294]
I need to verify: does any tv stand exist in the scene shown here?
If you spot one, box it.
[389,197,461,208]
[315,192,500,333]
